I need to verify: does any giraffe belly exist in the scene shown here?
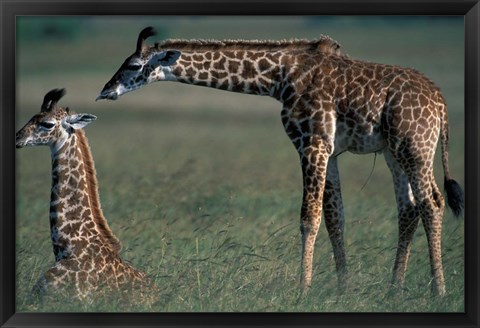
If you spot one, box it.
[333,122,386,156]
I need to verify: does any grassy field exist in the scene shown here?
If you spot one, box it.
[15,16,464,312]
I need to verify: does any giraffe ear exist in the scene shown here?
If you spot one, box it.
[154,50,181,66]
[62,114,97,131]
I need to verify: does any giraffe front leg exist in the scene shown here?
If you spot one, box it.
[300,197,322,292]
[323,157,347,290]
[299,144,330,292]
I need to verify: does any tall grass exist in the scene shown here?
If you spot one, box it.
[15,16,464,312]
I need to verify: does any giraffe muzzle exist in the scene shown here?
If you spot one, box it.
[96,90,118,101]
[15,132,27,148]
[15,139,27,149]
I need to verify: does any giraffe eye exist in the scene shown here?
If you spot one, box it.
[39,121,55,129]
[126,64,142,71]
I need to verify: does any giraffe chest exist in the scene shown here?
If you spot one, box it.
[44,252,146,297]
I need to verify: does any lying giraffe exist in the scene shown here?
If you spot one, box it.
[97,27,464,296]
[16,89,155,300]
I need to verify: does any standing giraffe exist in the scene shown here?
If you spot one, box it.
[97,27,464,296]
[16,89,155,300]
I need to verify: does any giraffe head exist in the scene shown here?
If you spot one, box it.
[96,27,181,101]
[16,88,97,153]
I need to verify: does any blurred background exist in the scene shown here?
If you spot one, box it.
[16,16,464,312]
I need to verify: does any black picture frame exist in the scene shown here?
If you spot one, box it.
[1,0,479,327]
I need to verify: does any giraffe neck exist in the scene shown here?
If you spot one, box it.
[164,47,300,101]
[49,130,121,261]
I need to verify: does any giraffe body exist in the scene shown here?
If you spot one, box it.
[16,89,155,300]
[98,27,464,296]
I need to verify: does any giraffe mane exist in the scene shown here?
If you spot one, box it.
[75,129,122,254]
[156,35,347,57]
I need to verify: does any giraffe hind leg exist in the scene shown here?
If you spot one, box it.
[388,149,446,296]
[420,174,446,296]
[384,150,420,290]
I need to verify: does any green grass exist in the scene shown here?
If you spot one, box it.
[15,17,464,312]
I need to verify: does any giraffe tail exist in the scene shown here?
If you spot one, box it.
[440,104,464,218]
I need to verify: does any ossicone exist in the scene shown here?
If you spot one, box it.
[41,88,66,112]
[136,26,157,54]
